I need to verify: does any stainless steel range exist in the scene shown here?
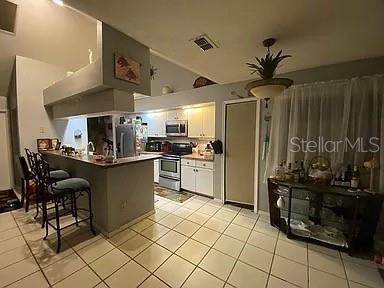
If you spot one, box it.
[159,143,192,191]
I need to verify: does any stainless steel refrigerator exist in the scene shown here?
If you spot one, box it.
[116,124,136,158]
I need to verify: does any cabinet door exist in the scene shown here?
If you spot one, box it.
[187,108,203,138]
[167,109,188,120]
[181,165,196,192]
[154,160,159,183]
[202,105,215,138]
[195,167,213,197]
[144,112,166,137]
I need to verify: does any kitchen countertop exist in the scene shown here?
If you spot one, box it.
[140,151,165,155]
[182,152,214,161]
[42,150,161,167]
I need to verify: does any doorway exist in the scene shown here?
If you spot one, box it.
[0,111,12,190]
[224,98,260,210]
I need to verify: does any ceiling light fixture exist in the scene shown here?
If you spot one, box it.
[52,0,64,7]
[245,38,293,107]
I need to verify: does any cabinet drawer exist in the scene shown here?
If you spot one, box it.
[195,160,213,169]
[181,159,196,167]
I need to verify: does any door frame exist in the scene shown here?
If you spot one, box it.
[0,109,13,190]
[221,97,261,212]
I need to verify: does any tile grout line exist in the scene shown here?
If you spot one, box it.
[4,201,283,288]
[98,195,209,287]
[101,196,210,286]
[178,202,243,287]
[17,210,107,287]
[263,222,280,288]
[8,211,53,288]
[339,251,351,288]
[4,195,375,288]
[223,210,258,287]
[127,198,251,287]
[132,198,227,287]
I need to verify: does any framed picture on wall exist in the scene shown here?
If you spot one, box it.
[37,139,51,151]
[114,53,141,84]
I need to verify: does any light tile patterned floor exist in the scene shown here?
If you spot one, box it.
[0,194,383,288]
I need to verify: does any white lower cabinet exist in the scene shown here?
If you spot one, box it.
[154,160,159,183]
[195,168,213,196]
[181,159,214,197]
[181,166,195,191]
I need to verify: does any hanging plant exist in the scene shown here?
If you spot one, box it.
[245,38,293,100]
[246,49,291,79]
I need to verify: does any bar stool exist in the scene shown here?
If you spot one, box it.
[25,149,71,226]
[25,148,71,181]
[17,156,35,212]
[35,155,95,253]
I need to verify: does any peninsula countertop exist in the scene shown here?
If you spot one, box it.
[42,150,161,168]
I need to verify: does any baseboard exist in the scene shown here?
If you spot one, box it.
[99,209,155,238]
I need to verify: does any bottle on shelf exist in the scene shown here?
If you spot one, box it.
[341,168,350,187]
[275,161,285,181]
[350,165,360,189]
[285,162,293,180]
[299,160,306,181]
[334,171,342,186]
[293,161,300,183]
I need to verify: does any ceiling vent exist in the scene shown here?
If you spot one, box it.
[191,34,217,51]
[0,0,17,35]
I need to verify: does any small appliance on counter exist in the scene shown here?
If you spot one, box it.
[203,143,214,160]
[145,140,162,152]
[161,141,172,153]
[159,143,192,191]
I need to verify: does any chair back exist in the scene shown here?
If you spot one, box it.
[25,148,36,176]
[34,153,52,195]
[18,156,31,180]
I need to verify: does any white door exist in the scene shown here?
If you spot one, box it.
[181,165,195,191]
[0,112,11,190]
[225,101,257,205]
[187,108,202,138]
[196,168,214,197]
[202,105,215,138]
[154,160,159,183]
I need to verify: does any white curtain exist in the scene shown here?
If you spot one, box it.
[265,74,384,192]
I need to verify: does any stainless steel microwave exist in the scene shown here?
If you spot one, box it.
[165,120,188,137]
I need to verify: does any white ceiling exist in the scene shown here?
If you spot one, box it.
[65,0,384,84]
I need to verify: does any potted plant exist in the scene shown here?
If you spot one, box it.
[245,38,293,100]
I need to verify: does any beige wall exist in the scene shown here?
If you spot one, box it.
[15,56,67,153]
[150,53,201,96]
[0,0,97,96]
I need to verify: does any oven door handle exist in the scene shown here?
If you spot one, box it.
[161,156,181,161]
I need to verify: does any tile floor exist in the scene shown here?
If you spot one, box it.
[0,193,383,288]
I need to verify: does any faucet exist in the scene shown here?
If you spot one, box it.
[88,141,95,155]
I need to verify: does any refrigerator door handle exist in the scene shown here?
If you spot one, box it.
[120,132,124,157]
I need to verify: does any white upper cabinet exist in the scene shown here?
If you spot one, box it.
[166,109,188,120]
[202,105,215,138]
[141,112,166,137]
[187,105,215,138]
[187,108,203,138]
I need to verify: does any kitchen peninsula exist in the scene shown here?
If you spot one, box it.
[43,150,160,236]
